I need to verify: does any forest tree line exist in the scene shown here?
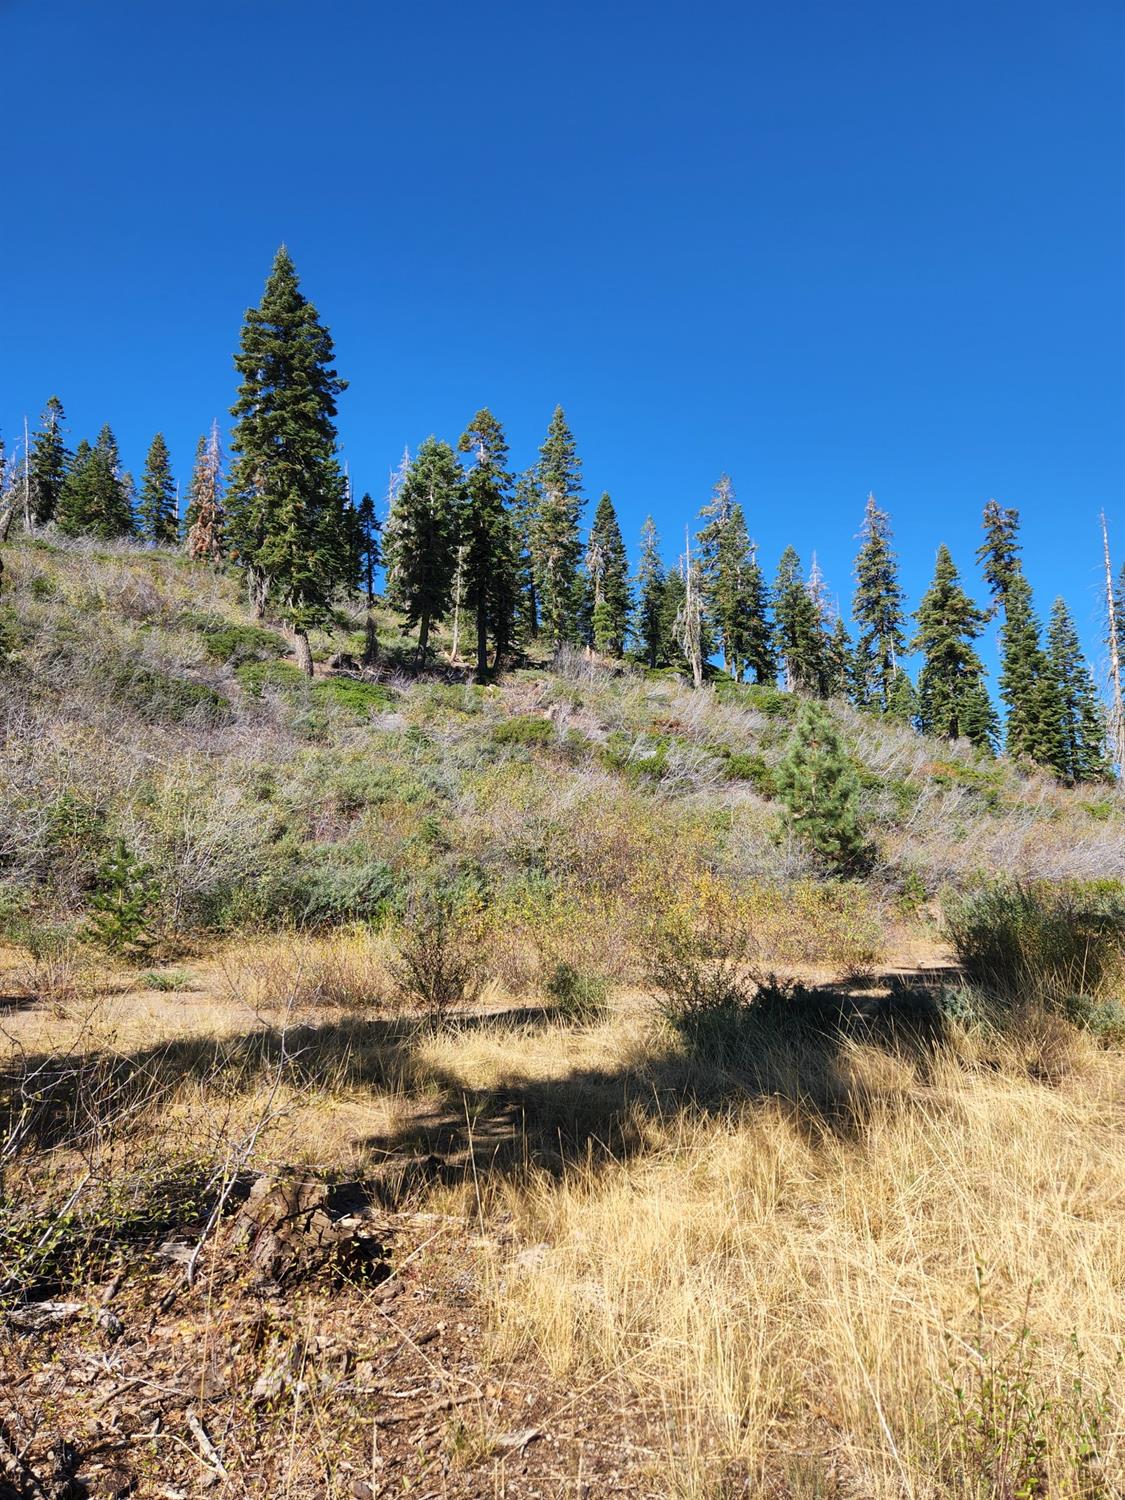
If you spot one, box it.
[1,246,1121,786]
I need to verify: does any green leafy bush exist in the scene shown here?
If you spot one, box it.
[195,618,289,665]
[545,961,608,1021]
[492,715,555,747]
[110,662,231,725]
[944,881,1125,1015]
[722,751,776,796]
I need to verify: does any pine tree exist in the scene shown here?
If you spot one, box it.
[457,408,516,683]
[633,516,665,668]
[1046,598,1111,783]
[773,546,824,693]
[825,615,854,700]
[586,492,631,657]
[185,422,224,561]
[29,396,68,526]
[852,492,907,711]
[886,667,919,727]
[738,532,776,685]
[697,474,736,670]
[533,406,584,648]
[137,432,178,545]
[911,544,994,748]
[976,499,1022,616]
[383,436,462,662]
[354,492,379,606]
[775,700,869,871]
[511,470,542,643]
[998,572,1061,766]
[56,426,132,538]
[226,247,351,673]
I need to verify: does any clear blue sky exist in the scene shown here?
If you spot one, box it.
[2,0,1123,679]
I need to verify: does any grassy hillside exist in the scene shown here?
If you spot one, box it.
[1,536,1124,1498]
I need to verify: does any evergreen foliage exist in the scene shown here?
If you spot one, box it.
[852,492,906,711]
[976,499,1022,615]
[457,408,517,681]
[775,700,869,871]
[586,492,632,656]
[226,247,351,670]
[1046,597,1111,783]
[633,516,666,668]
[912,545,995,749]
[825,615,854,700]
[998,572,1061,767]
[29,396,68,526]
[88,839,160,956]
[511,469,542,642]
[886,666,919,727]
[533,406,584,648]
[383,436,462,661]
[138,432,178,545]
[56,425,133,538]
[354,491,379,606]
[773,546,824,693]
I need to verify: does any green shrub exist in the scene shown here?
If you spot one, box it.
[492,715,555,747]
[723,751,776,796]
[139,968,196,992]
[310,677,393,715]
[944,881,1125,1015]
[110,662,231,725]
[235,660,306,697]
[715,681,795,718]
[389,896,481,1018]
[195,619,289,665]
[545,962,608,1021]
[260,851,397,927]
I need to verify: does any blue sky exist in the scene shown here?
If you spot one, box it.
[2,0,1122,680]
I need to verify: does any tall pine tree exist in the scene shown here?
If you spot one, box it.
[511,470,542,643]
[29,396,68,526]
[1045,598,1110,783]
[226,247,351,674]
[998,572,1061,767]
[138,432,178,545]
[773,546,824,693]
[911,544,995,749]
[633,516,665,668]
[852,492,907,711]
[533,406,583,649]
[457,408,516,682]
[586,492,631,656]
[56,426,132,538]
[976,499,1022,617]
[382,437,462,662]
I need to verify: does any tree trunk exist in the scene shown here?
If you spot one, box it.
[294,629,313,677]
[417,610,431,666]
[475,609,488,685]
[363,614,379,668]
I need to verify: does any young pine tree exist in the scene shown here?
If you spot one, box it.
[383,437,462,663]
[226,247,351,673]
[1046,598,1111,783]
[533,406,584,649]
[457,408,516,682]
[29,395,68,526]
[633,516,665,668]
[886,666,919,727]
[852,492,907,712]
[138,432,178,545]
[586,492,632,657]
[911,544,995,749]
[775,700,869,872]
[976,499,1022,617]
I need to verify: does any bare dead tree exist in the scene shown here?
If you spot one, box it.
[674,528,705,689]
[1102,511,1125,775]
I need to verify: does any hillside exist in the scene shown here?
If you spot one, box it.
[1,535,1124,1499]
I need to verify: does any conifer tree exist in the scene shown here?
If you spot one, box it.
[911,545,994,748]
[382,436,462,662]
[29,396,68,526]
[1046,598,1111,783]
[775,700,869,871]
[355,492,379,606]
[533,406,583,648]
[56,426,133,538]
[633,516,665,668]
[185,422,225,561]
[886,666,918,727]
[852,492,907,712]
[738,533,776,685]
[998,572,1061,767]
[773,546,824,693]
[658,567,687,670]
[825,615,854,700]
[511,470,542,642]
[976,499,1022,616]
[457,408,516,682]
[138,432,178,545]
[697,474,736,669]
[586,492,631,657]
[226,247,351,673]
